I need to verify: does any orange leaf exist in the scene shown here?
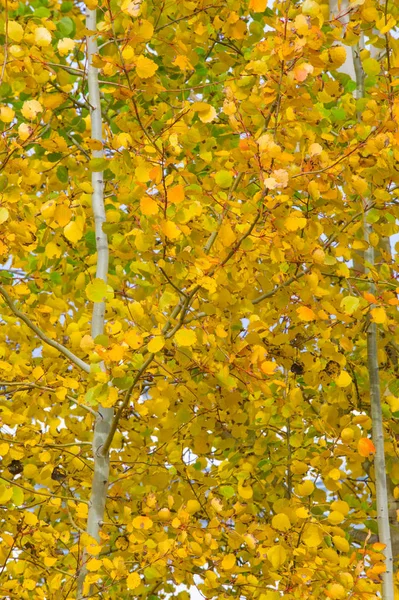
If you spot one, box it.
[363,292,377,304]
[168,184,185,204]
[358,438,376,457]
[249,0,267,12]
[297,306,316,321]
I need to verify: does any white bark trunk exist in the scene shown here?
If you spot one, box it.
[77,7,113,598]
[364,221,394,600]
[328,3,394,595]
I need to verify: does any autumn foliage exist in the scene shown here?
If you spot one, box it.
[0,0,399,598]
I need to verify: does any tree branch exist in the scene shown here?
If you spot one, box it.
[0,286,90,373]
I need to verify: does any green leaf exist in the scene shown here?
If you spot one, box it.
[366,208,380,224]
[113,377,134,390]
[220,485,235,499]
[57,165,68,183]
[60,1,73,11]
[33,6,51,17]
[56,16,75,37]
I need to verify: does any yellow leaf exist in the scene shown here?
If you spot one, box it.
[0,208,9,224]
[328,583,346,599]
[221,553,236,570]
[297,306,316,321]
[192,102,217,123]
[328,511,345,525]
[127,572,141,590]
[121,0,141,16]
[371,306,387,324]
[24,464,38,478]
[148,336,165,353]
[85,279,114,303]
[124,330,144,349]
[249,0,267,12]
[34,27,52,47]
[272,513,291,531]
[168,184,185,204]
[296,507,310,518]
[0,443,9,456]
[18,123,33,140]
[329,46,347,68]
[302,524,324,547]
[387,395,399,413]
[295,480,314,496]
[332,536,349,552]
[140,196,158,216]
[136,55,158,78]
[162,220,181,240]
[335,371,352,388]
[58,37,75,56]
[198,105,217,123]
[238,483,253,500]
[340,296,360,315]
[21,100,43,120]
[0,106,15,123]
[80,335,95,351]
[132,516,153,530]
[86,558,102,572]
[331,500,349,516]
[24,511,38,526]
[8,21,24,43]
[211,498,223,513]
[23,580,36,591]
[135,163,152,182]
[328,468,342,481]
[267,545,287,568]
[76,503,88,519]
[0,485,13,503]
[173,55,194,71]
[137,19,154,40]
[186,499,201,514]
[309,143,323,156]
[219,224,236,247]
[285,215,307,231]
[175,329,197,347]
[64,221,83,243]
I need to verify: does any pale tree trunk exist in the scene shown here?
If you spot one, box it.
[364,221,394,600]
[329,2,394,597]
[76,6,113,598]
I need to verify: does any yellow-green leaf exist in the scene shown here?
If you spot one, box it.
[85,279,114,303]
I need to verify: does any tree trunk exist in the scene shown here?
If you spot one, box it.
[76,6,113,598]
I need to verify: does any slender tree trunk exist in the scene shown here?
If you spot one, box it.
[76,6,113,598]
[329,2,394,595]
[364,220,394,600]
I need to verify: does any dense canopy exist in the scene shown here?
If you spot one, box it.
[0,0,399,598]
